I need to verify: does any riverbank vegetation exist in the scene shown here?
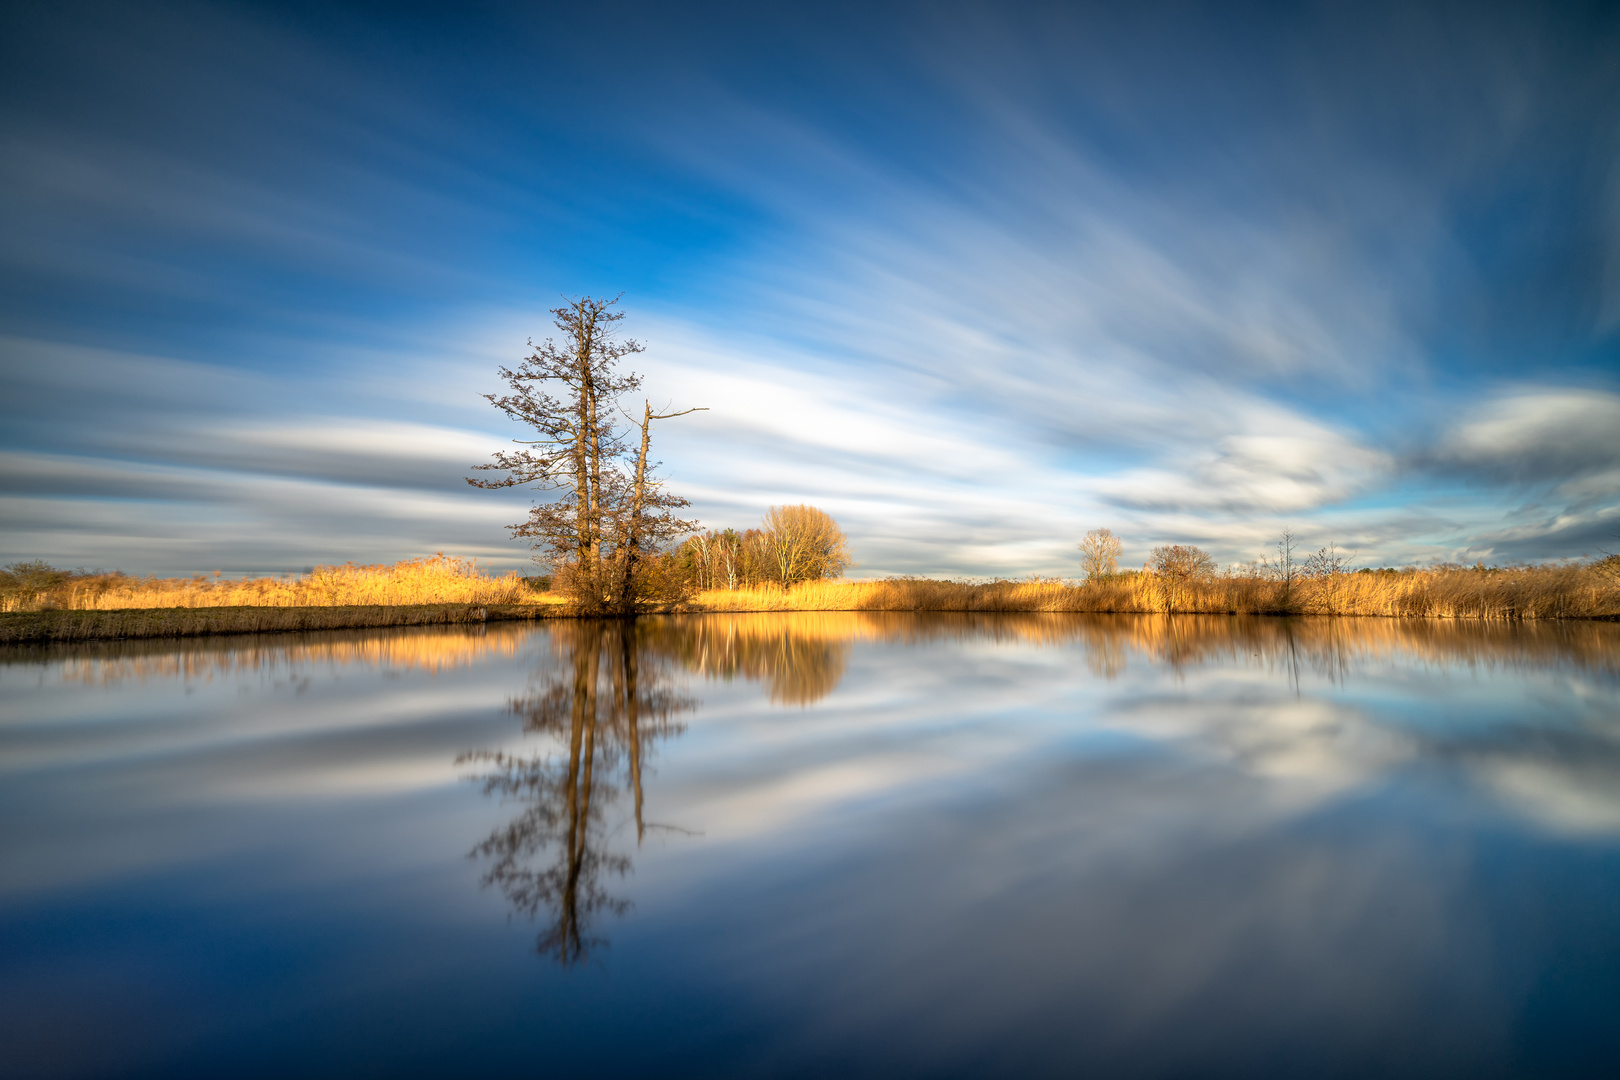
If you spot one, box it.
[0,554,538,613]
[5,554,1617,628]
[691,562,1619,619]
[0,602,560,645]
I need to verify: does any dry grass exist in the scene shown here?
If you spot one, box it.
[0,603,556,645]
[693,564,1620,620]
[2,554,551,613]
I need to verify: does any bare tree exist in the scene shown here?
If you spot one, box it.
[760,505,853,588]
[1259,528,1300,609]
[1149,544,1216,612]
[1078,528,1122,582]
[1304,542,1352,614]
[607,400,707,614]
[469,296,700,613]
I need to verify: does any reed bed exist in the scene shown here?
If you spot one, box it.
[693,564,1620,620]
[1,554,548,613]
[0,603,553,645]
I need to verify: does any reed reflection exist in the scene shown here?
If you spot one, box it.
[11,623,532,685]
[659,611,1620,689]
[459,621,693,964]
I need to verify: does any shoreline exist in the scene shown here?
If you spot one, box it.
[0,603,572,645]
[3,599,1616,645]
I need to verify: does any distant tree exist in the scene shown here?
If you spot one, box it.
[1078,528,1122,581]
[1150,544,1216,581]
[1304,542,1351,614]
[469,296,702,614]
[1149,544,1216,612]
[1259,528,1300,606]
[675,508,852,591]
[1596,536,1620,583]
[760,505,853,588]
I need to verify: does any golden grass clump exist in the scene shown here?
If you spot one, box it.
[2,554,544,612]
[0,602,556,645]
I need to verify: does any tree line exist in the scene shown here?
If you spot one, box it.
[675,505,852,591]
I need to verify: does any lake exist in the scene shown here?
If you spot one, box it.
[2,613,1618,1078]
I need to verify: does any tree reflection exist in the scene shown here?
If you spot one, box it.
[459,612,1620,964]
[646,614,851,705]
[459,621,692,964]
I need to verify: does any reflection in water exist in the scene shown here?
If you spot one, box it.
[455,612,1620,968]
[15,623,532,685]
[8,612,1613,698]
[459,621,693,964]
[647,613,853,705]
[4,611,1620,1075]
[663,611,1620,696]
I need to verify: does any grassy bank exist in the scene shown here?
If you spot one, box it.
[0,603,566,645]
[0,554,540,613]
[5,556,1616,640]
[691,564,1620,620]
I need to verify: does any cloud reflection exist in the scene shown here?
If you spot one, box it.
[4,611,1620,1073]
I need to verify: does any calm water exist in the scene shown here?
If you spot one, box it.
[3,613,1619,1078]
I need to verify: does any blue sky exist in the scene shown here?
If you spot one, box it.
[2,0,1618,576]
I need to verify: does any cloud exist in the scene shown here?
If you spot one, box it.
[1434,389,1620,486]
[1096,430,1392,514]
[3,2,1618,572]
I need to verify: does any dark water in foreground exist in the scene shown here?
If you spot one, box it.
[2,613,1618,1079]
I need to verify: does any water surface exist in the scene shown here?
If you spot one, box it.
[3,614,1619,1078]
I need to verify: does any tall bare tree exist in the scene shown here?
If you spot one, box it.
[1260,528,1300,607]
[469,296,700,613]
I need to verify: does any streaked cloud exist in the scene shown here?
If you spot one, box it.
[1,2,1617,573]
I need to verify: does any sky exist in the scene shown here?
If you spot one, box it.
[2,0,1618,577]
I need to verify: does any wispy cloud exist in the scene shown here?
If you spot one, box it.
[1,1,1616,573]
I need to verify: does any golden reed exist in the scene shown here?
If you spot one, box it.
[693,565,1619,620]
[6,554,544,612]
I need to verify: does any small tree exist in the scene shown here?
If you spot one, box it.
[1078,528,1122,582]
[1259,528,1300,610]
[759,505,852,588]
[1304,542,1351,614]
[469,295,701,614]
[1149,544,1215,612]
